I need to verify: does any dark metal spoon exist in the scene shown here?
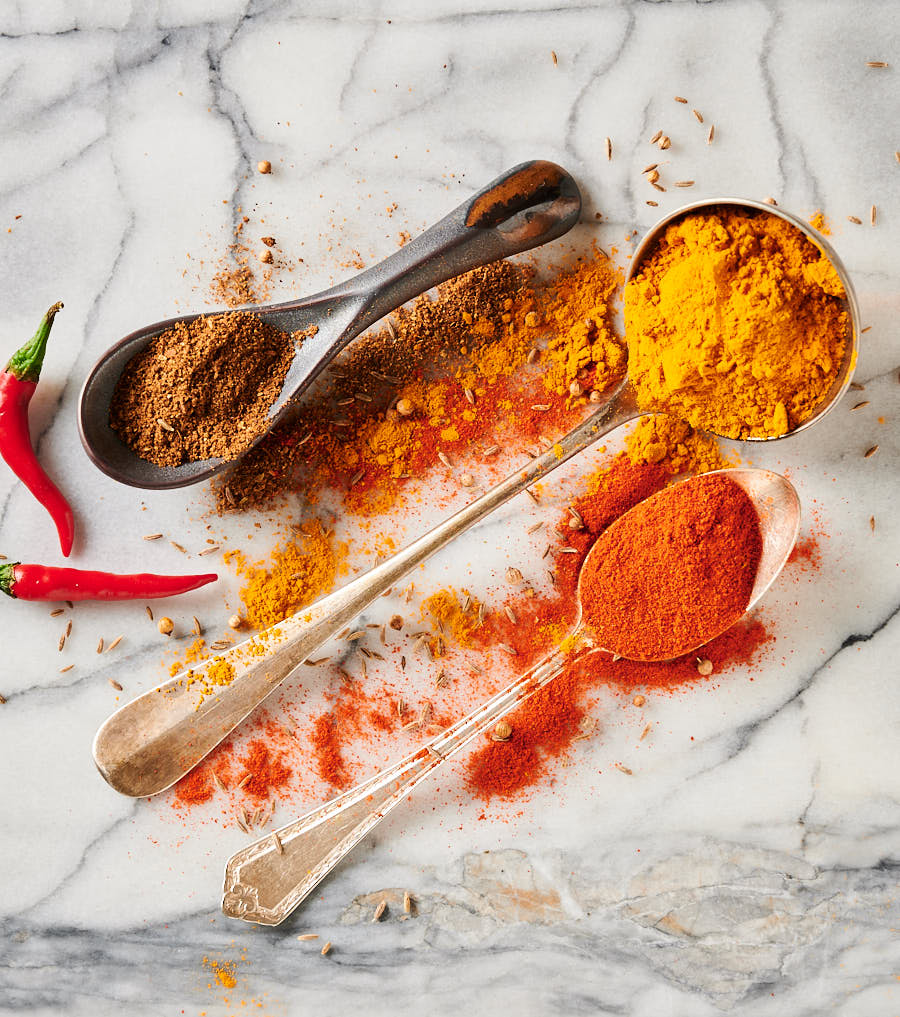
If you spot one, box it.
[78,161,582,490]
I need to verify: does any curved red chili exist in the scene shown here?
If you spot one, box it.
[0,561,217,602]
[0,303,75,556]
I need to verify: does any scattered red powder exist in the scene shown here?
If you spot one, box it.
[237,740,292,801]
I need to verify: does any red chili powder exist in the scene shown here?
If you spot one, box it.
[464,460,771,802]
[579,473,763,660]
[237,740,292,801]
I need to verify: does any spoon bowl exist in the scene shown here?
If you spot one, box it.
[625,197,861,441]
[78,160,582,490]
[221,467,800,926]
[574,467,801,660]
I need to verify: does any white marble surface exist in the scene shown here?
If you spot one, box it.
[1,1,899,1014]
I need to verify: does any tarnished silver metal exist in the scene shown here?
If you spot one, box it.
[94,196,857,801]
[92,383,642,798]
[223,467,801,926]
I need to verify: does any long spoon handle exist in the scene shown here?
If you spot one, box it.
[222,638,592,926]
[93,386,640,799]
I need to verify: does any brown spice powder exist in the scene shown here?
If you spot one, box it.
[110,311,295,468]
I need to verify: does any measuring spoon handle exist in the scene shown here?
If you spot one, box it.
[222,639,592,926]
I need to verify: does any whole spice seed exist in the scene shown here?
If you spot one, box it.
[866,60,888,67]
[605,137,612,161]
[707,124,715,144]
[492,720,513,742]
[551,50,558,65]
[696,658,714,676]
[143,533,163,541]
[403,891,412,914]
[373,900,387,922]
[864,444,879,458]
[847,216,862,224]
[692,108,703,123]
[96,637,104,653]
[321,942,332,956]
[59,665,73,673]
[871,205,877,225]
[674,95,687,103]
[109,679,123,691]
[297,934,319,941]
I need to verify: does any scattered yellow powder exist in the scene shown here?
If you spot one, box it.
[539,246,626,396]
[203,957,237,990]
[809,210,831,236]
[625,414,735,476]
[422,588,478,647]
[233,519,345,629]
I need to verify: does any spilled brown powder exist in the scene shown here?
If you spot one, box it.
[110,311,295,468]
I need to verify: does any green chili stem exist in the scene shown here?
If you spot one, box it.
[5,303,64,383]
[0,562,18,598]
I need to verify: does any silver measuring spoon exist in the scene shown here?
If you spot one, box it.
[78,160,582,490]
[221,467,800,926]
[92,197,859,800]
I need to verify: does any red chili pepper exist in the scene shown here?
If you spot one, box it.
[0,303,75,556]
[0,561,217,602]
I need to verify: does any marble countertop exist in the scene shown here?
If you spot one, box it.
[1,2,898,1014]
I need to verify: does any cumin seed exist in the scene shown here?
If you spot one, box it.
[527,521,543,534]
[650,129,663,144]
[321,941,332,956]
[867,60,888,67]
[143,533,163,541]
[106,635,123,653]
[674,180,695,188]
[438,451,453,468]
[403,891,412,914]
[170,541,186,553]
[198,545,220,556]
[297,934,319,941]
[551,50,557,65]
[674,95,687,103]
[847,215,862,224]
[109,679,123,691]
[692,108,703,123]
[464,387,476,405]
[707,124,715,144]
[871,204,877,225]
[57,633,66,652]
[145,606,154,621]
[59,665,74,674]
[642,163,658,174]
[605,136,612,161]
[373,900,387,922]
[864,444,879,458]
[851,401,870,410]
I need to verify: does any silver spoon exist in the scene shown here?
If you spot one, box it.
[78,160,582,490]
[92,197,859,799]
[221,467,800,926]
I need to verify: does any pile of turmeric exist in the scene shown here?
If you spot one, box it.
[228,520,345,629]
[626,207,848,438]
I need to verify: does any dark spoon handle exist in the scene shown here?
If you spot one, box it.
[260,160,582,394]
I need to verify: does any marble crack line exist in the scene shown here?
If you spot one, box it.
[690,597,900,781]
[15,802,140,923]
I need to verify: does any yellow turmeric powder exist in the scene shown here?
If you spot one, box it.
[232,520,345,629]
[625,414,734,476]
[626,208,848,439]
[422,588,479,647]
